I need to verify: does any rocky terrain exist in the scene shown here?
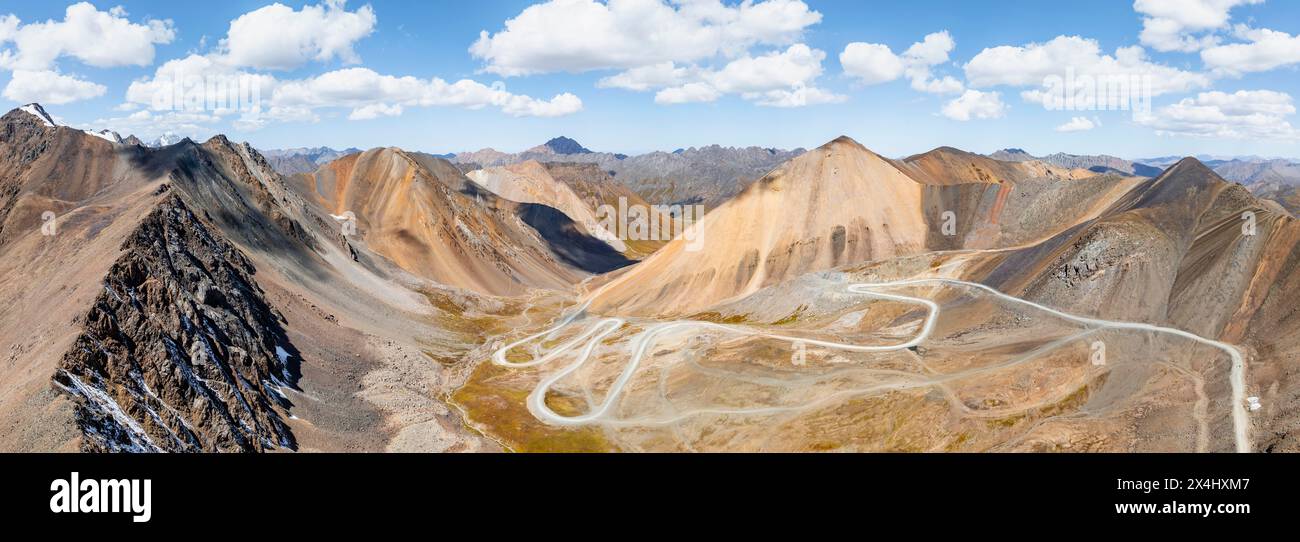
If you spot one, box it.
[6,102,1300,454]
[55,193,296,452]
[468,138,1300,453]
[0,104,621,453]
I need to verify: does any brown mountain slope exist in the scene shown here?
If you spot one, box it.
[541,162,670,258]
[586,137,1135,316]
[956,158,1300,449]
[588,137,929,315]
[466,160,627,252]
[898,146,1096,185]
[303,148,628,296]
[0,110,305,451]
[0,106,502,453]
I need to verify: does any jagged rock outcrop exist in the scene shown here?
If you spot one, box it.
[53,193,297,452]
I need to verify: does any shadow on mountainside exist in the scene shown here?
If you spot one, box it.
[515,202,634,273]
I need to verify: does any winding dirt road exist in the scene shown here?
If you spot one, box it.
[493,278,1251,452]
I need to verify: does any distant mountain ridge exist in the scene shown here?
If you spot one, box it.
[261,146,362,175]
[990,148,1162,177]
[449,136,805,208]
[527,136,591,155]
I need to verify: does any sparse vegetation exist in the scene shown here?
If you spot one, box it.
[451,362,615,453]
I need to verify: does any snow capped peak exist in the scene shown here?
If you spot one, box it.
[149,132,184,148]
[84,129,123,144]
[18,103,56,127]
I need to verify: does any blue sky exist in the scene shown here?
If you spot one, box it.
[1,0,1298,159]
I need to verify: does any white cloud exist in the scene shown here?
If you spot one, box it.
[902,31,962,94]
[1055,116,1100,132]
[0,2,174,70]
[1202,27,1300,75]
[941,89,1007,121]
[911,74,964,94]
[840,31,963,94]
[597,62,696,91]
[124,54,277,115]
[470,0,821,76]
[965,35,1211,105]
[347,103,402,120]
[219,0,377,70]
[1134,0,1261,52]
[708,43,824,93]
[749,83,846,107]
[655,82,721,104]
[479,1,836,108]
[119,54,583,134]
[1136,89,1298,139]
[617,44,841,107]
[91,109,221,140]
[2,69,106,104]
[271,67,583,117]
[839,42,904,85]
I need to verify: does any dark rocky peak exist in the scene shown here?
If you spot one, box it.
[537,136,591,155]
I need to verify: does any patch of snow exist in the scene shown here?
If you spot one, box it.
[19,103,55,127]
[149,132,183,147]
[54,372,160,453]
[83,129,122,144]
[274,345,295,384]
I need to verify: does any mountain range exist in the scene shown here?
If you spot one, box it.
[5,102,1300,453]
[990,148,1165,177]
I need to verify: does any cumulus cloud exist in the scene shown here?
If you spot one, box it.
[478,1,838,108]
[655,82,721,104]
[92,108,221,139]
[965,35,1211,109]
[941,89,1006,121]
[1202,26,1300,75]
[347,102,402,120]
[218,0,377,70]
[839,43,904,85]
[2,69,106,104]
[120,54,584,131]
[124,54,277,116]
[0,3,174,70]
[840,31,963,94]
[1136,89,1298,139]
[272,67,584,118]
[470,0,821,76]
[749,83,846,107]
[1055,116,1100,132]
[1133,0,1261,52]
[707,43,825,93]
[597,62,696,91]
[901,31,963,94]
[105,1,585,133]
[614,44,840,107]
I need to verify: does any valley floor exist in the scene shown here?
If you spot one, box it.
[454,252,1255,452]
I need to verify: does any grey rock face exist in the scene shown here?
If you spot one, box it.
[54,194,297,452]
